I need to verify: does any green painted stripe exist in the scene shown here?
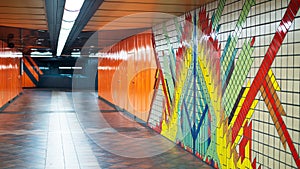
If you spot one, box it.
[212,0,226,30]
[162,23,177,77]
[221,0,255,78]
[197,57,219,162]
[223,38,254,116]
[174,17,183,42]
[162,55,175,99]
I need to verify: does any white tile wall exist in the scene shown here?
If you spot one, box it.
[151,0,299,168]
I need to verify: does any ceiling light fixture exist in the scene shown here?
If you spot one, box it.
[56,0,85,56]
[31,51,53,57]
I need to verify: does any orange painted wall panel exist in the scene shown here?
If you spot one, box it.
[98,32,157,121]
[0,40,22,108]
[0,56,22,108]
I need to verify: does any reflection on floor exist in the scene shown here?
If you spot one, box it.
[0,89,212,169]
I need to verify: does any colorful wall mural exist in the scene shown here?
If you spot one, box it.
[149,0,300,168]
[98,32,157,122]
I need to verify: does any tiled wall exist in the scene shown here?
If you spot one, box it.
[0,41,22,108]
[98,32,157,122]
[149,0,300,168]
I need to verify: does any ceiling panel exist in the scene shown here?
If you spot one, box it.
[84,10,176,31]
[0,24,47,30]
[0,7,44,15]
[96,28,151,50]
[99,2,198,13]
[93,11,175,18]
[0,0,46,30]
[88,23,153,29]
[103,0,213,5]
[89,17,169,25]
[0,20,47,29]
[92,10,177,18]
[84,0,215,31]
[90,16,169,22]
[0,0,44,7]
[0,14,45,20]
[0,19,46,24]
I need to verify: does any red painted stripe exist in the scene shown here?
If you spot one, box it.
[239,136,247,162]
[232,0,300,167]
[262,80,299,166]
[250,36,255,47]
[159,72,171,115]
[239,121,252,163]
[248,121,252,162]
[152,33,171,115]
[232,0,299,141]
[147,69,160,124]
[252,158,256,169]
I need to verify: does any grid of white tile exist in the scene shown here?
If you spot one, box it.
[151,0,300,168]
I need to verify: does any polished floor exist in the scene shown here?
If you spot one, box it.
[0,89,212,169]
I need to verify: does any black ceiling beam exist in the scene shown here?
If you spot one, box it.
[45,0,65,56]
[62,0,104,54]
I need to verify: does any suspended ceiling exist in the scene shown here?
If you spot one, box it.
[0,0,215,56]
[0,0,47,30]
[85,0,214,31]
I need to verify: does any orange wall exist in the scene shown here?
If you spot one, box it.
[98,32,157,121]
[0,54,22,108]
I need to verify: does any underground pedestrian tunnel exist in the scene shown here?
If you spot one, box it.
[0,0,299,168]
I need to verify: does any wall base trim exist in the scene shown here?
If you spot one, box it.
[0,92,23,112]
[98,96,147,127]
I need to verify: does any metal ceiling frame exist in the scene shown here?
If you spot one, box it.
[45,0,104,56]
[61,0,104,55]
[45,0,65,56]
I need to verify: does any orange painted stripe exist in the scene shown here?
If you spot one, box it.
[23,57,39,82]
[27,57,43,75]
[22,73,36,88]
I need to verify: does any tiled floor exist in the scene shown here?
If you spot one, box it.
[0,89,212,169]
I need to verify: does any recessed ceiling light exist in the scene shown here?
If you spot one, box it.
[56,0,85,56]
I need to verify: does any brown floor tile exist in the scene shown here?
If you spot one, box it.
[0,89,212,169]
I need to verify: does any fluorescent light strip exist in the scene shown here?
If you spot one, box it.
[59,67,72,70]
[59,67,82,70]
[30,55,52,58]
[31,51,53,57]
[39,67,50,70]
[71,51,81,57]
[56,0,85,56]
[72,67,82,70]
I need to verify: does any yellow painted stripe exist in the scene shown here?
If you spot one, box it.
[161,47,193,141]
[268,69,280,91]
